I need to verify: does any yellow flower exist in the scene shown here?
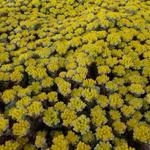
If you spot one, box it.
[96,125,114,141]
[35,131,47,148]
[113,120,126,134]
[38,58,49,67]
[107,33,121,46]
[27,101,43,117]
[113,77,125,86]
[129,83,145,95]
[73,73,87,83]
[112,48,124,57]
[54,40,70,55]
[74,28,84,36]
[82,43,101,57]
[121,105,135,118]
[106,57,118,67]
[86,20,99,31]
[66,131,79,145]
[55,77,71,96]
[71,87,83,97]
[91,105,107,127]
[76,67,88,75]
[12,120,30,137]
[26,66,47,80]
[133,123,150,143]
[115,142,135,150]
[109,110,121,120]
[106,11,121,21]
[143,51,150,59]
[144,111,150,123]
[142,66,150,77]
[47,58,60,73]
[96,75,109,85]
[54,102,67,112]
[82,31,98,43]
[94,142,112,150]
[41,77,54,88]
[72,115,90,135]
[9,107,26,121]
[0,52,9,64]
[66,61,77,70]
[124,94,134,103]
[86,13,95,22]
[10,70,23,82]
[127,72,148,85]
[35,47,54,58]
[99,18,109,29]
[98,65,111,74]
[65,70,74,78]
[68,97,86,112]
[72,67,88,82]
[97,31,107,39]
[0,114,8,135]
[33,92,47,102]
[59,71,67,78]
[43,107,60,127]
[51,135,69,150]
[106,81,118,92]
[16,96,31,108]
[30,82,42,94]
[2,89,16,104]
[76,141,91,150]
[0,140,20,150]
[15,65,24,72]
[0,71,10,81]
[96,95,109,108]
[25,58,36,67]
[83,79,96,88]
[109,93,123,108]
[118,86,128,95]
[18,51,33,63]
[127,118,138,130]
[82,88,99,102]
[121,29,135,42]
[70,36,82,47]
[1,64,13,72]
[129,98,143,110]
[133,111,143,121]
[61,108,77,127]
[82,131,95,143]
[121,55,133,68]
[47,91,58,102]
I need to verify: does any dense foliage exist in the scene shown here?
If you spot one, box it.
[0,0,150,149]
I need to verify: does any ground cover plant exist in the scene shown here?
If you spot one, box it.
[0,0,150,149]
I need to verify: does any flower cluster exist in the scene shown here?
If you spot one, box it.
[12,120,30,137]
[0,0,150,149]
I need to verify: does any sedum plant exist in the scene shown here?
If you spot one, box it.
[0,0,150,149]
[12,120,30,137]
[0,114,9,136]
[72,115,90,135]
[96,125,114,141]
[43,107,60,127]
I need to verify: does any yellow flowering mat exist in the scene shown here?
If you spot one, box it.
[0,0,150,149]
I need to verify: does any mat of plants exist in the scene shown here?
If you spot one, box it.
[0,0,150,149]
